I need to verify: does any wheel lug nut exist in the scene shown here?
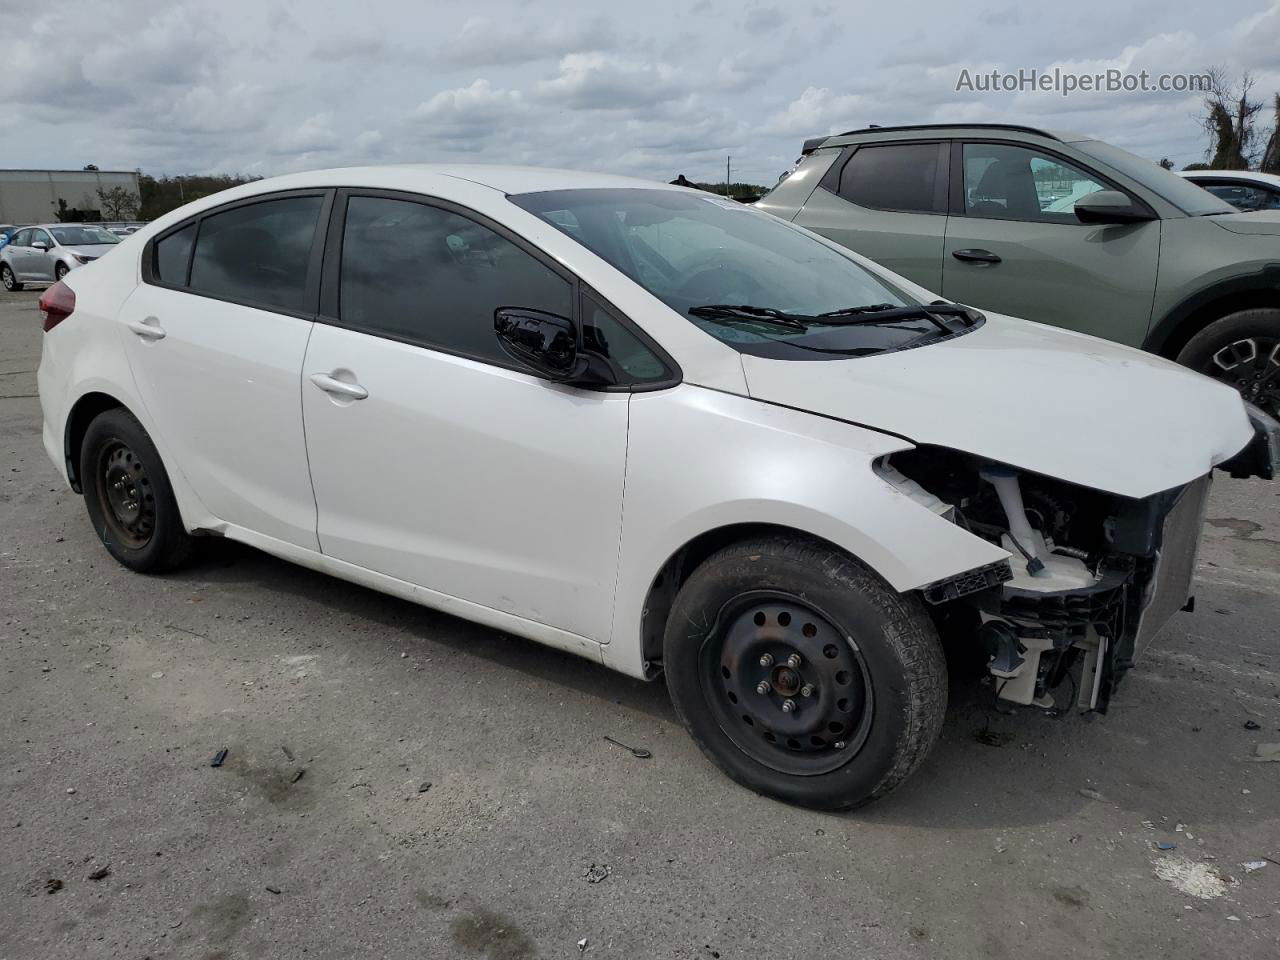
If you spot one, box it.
[758,653,773,667]
[781,698,796,713]
[833,740,846,749]
[786,653,802,668]
[756,680,771,695]
[800,684,814,697]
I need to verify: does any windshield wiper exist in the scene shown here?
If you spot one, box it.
[811,302,981,332]
[688,304,809,330]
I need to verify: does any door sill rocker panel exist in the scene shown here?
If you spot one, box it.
[209,522,607,665]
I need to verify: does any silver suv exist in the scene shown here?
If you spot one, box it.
[0,223,121,290]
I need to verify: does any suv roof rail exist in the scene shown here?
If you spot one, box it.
[800,123,1062,154]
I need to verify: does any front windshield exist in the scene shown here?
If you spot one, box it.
[49,225,121,246]
[1072,140,1236,216]
[511,188,960,360]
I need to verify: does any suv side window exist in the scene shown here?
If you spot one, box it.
[962,143,1108,223]
[837,142,946,214]
[188,195,324,312]
[338,195,572,366]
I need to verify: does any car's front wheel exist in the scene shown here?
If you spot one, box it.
[1,264,22,291]
[80,408,195,573]
[1177,308,1280,418]
[55,262,69,281]
[663,536,947,810]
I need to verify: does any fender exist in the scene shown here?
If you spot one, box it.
[1144,263,1280,358]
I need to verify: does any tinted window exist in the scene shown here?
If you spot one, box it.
[581,291,668,382]
[11,230,31,247]
[189,196,323,312]
[154,223,196,284]
[962,143,1108,222]
[339,196,572,364]
[838,143,943,213]
[50,225,119,245]
[1201,183,1280,211]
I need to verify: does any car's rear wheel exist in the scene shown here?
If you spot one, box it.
[1,264,22,292]
[663,536,947,810]
[80,408,194,573]
[1177,309,1280,418]
[54,262,69,282]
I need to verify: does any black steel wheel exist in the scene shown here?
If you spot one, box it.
[665,536,946,810]
[93,440,157,549]
[80,408,194,572]
[702,592,874,776]
[1178,309,1280,419]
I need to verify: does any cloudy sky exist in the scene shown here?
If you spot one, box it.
[2,0,1278,185]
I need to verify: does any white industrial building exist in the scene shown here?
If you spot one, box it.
[0,169,141,224]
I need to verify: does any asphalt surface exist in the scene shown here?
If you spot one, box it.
[1,287,1278,959]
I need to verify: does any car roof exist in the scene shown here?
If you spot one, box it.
[1178,169,1280,186]
[802,123,1093,154]
[227,164,687,198]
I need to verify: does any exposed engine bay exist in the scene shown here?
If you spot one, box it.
[878,446,1213,712]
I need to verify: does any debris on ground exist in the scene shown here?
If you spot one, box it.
[266,885,282,894]
[1247,743,1280,762]
[603,736,652,758]
[65,788,76,795]
[577,937,589,953]
[1155,841,1177,851]
[417,782,432,794]
[150,671,164,679]
[280,745,294,762]
[87,865,111,881]
[1240,860,1267,873]
[1152,856,1229,899]
[974,728,1014,747]
[1078,787,1107,803]
[290,769,305,784]
[1243,720,1262,730]
[583,863,611,884]
[45,878,62,895]
[210,748,228,768]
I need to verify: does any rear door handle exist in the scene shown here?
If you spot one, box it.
[126,317,166,340]
[951,248,1002,265]
[310,372,368,400]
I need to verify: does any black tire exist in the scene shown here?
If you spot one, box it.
[1,264,22,292]
[79,408,195,573]
[1176,308,1280,418]
[54,262,69,282]
[663,536,947,810]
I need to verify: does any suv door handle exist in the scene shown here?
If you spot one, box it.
[126,317,167,340]
[310,372,368,400]
[951,248,1002,265]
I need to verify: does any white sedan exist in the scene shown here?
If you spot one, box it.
[36,166,1276,809]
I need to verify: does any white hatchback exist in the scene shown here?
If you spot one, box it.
[36,166,1277,809]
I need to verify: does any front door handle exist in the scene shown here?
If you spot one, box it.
[310,372,368,400]
[126,317,166,340]
[951,248,1002,265]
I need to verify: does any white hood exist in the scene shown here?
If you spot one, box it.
[739,313,1255,499]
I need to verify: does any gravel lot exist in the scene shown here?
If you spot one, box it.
[1,287,1278,959]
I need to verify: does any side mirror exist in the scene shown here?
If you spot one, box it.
[31,240,50,251]
[1074,190,1155,225]
[494,307,585,380]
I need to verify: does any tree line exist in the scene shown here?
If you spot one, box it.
[1184,67,1280,173]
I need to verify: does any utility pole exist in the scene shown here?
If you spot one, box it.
[726,155,731,196]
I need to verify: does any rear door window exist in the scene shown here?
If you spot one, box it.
[188,195,325,312]
[838,143,946,213]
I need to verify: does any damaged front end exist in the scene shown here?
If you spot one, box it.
[879,448,1215,712]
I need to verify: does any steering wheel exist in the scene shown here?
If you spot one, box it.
[676,263,765,304]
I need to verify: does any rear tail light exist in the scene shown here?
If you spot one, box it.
[39,281,76,332]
